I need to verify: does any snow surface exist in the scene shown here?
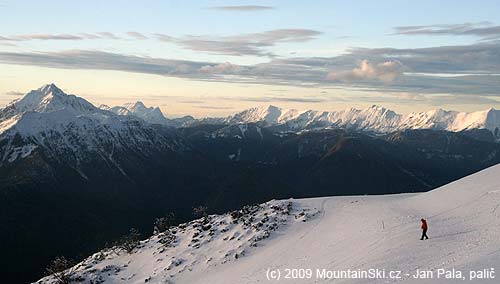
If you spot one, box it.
[37,163,500,284]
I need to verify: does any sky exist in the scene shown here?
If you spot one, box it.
[1,0,500,117]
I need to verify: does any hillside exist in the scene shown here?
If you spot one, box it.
[37,163,500,283]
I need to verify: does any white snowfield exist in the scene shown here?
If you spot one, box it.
[37,164,500,284]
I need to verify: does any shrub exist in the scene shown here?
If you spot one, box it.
[45,256,74,284]
[153,212,176,235]
[115,228,141,253]
[192,205,208,218]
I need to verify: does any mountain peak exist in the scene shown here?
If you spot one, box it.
[98,104,111,110]
[366,104,386,112]
[266,104,280,111]
[10,84,97,116]
[123,101,148,112]
[39,83,63,93]
[132,101,146,109]
[110,101,169,124]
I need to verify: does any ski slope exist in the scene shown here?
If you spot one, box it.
[186,164,500,284]
[37,164,500,284]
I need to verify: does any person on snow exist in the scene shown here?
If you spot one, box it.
[420,218,429,240]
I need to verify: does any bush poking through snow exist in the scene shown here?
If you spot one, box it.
[159,230,177,247]
[45,256,75,284]
[115,228,141,253]
[193,205,210,225]
[193,205,208,218]
[153,212,176,235]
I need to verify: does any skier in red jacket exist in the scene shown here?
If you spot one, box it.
[420,218,429,240]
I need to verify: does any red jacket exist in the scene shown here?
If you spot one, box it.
[421,219,428,230]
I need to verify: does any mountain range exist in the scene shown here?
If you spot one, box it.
[1,84,500,283]
[192,104,500,136]
[94,91,500,138]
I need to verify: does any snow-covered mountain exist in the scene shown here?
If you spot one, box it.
[4,84,99,116]
[101,101,196,127]
[209,105,500,136]
[36,163,500,284]
[0,84,185,176]
[103,101,170,125]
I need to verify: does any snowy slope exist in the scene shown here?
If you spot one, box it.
[195,105,500,136]
[226,105,304,125]
[399,108,500,132]
[105,102,170,125]
[37,163,500,284]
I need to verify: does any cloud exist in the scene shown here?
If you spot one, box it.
[327,60,405,84]
[429,94,500,105]
[3,91,23,96]
[126,32,148,40]
[0,32,127,42]
[78,33,102,39]
[199,62,247,74]
[239,96,326,103]
[154,33,175,42]
[0,50,208,77]
[392,22,500,41]
[347,43,500,73]
[0,41,17,46]
[353,92,499,106]
[176,37,271,56]
[16,34,84,40]
[0,29,319,57]
[96,32,121,40]
[0,33,85,41]
[208,5,274,11]
[185,95,326,106]
[176,99,206,104]
[195,105,235,110]
[160,29,321,57]
[233,29,321,43]
[1,42,500,98]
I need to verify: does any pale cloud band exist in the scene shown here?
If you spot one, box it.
[1,41,499,97]
[0,32,123,41]
[1,29,320,57]
[207,6,274,11]
[155,29,321,57]
[392,22,500,41]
